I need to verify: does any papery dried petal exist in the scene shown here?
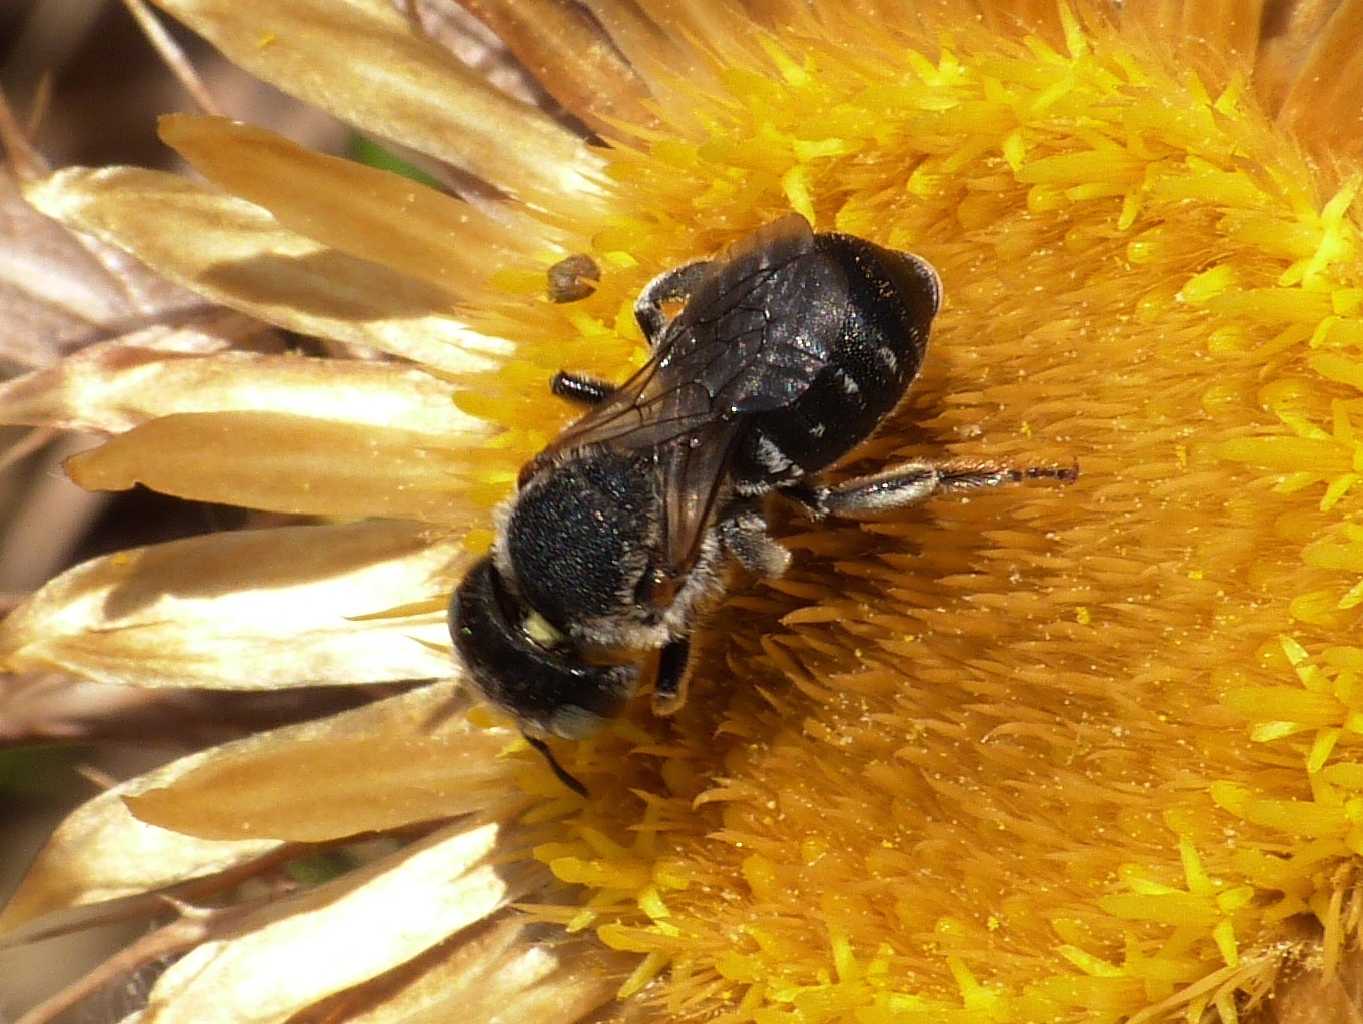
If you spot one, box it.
[64,410,476,521]
[0,675,364,748]
[0,745,279,938]
[406,1,546,107]
[631,0,771,69]
[148,0,601,207]
[456,0,654,137]
[400,937,623,1024]
[0,521,461,688]
[978,0,1067,37]
[1122,1,1266,84]
[123,686,519,842]
[1256,0,1347,111]
[24,168,508,373]
[159,115,542,297]
[1179,0,1266,66]
[1276,0,1363,157]
[141,819,542,1024]
[1118,0,1179,36]
[0,169,207,370]
[332,916,623,1024]
[579,0,719,122]
[0,345,482,436]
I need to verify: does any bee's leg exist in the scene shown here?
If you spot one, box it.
[550,371,615,406]
[787,459,1078,521]
[718,501,791,577]
[635,260,711,346]
[652,635,694,716]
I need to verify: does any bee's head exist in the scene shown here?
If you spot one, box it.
[448,556,639,741]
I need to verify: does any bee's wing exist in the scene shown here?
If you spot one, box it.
[656,416,743,571]
[542,356,714,456]
[672,212,848,416]
[537,358,744,570]
[545,213,850,569]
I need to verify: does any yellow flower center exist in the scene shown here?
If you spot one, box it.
[456,9,1363,1022]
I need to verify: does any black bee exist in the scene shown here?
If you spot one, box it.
[449,213,1075,794]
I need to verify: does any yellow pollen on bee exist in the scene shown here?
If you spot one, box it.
[522,610,565,647]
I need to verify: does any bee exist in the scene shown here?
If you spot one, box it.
[449,213,1075,794]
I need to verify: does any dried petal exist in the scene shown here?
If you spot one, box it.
[0,521,462,688]
[0,675,361,747]
[64,410,476,521]
[0,169,206,370]
[148,0,602,207]
[1257,0,1348,112]
[631,0,771,69]
[141,819,542,1024]
[23,167,508,373]
[0,745,278,938]
[1179,0,1265,65]
[1276,0,1363,157]
[0,345,482,436]
[402,935,622,1024]
[335,916,623,1024]
[159,115,540,297]
[579,0,718,122]
[123,686,519,842]
[454,0,653,137]
[405,2,546,107]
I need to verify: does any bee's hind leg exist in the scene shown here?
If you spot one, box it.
[550,371,615,406]
[635,259,711,346]
[787,459,1078,521]
[555,255,712,402]
[718,500,791,577]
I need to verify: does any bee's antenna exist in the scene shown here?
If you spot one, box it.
[522,732,589,798]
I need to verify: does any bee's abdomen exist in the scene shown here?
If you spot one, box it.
[731,234,936,492]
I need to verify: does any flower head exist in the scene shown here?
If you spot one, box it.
[4,2,1363,1022]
